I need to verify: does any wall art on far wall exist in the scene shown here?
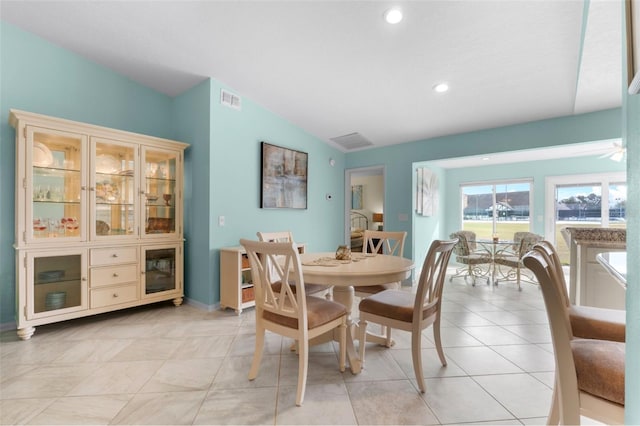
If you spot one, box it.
[261,141,308,209]
[351,185,363,209]
[416,167,438,216]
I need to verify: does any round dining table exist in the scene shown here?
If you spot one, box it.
[299,252,414,374]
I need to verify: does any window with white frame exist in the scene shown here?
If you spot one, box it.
[460,180,533,240]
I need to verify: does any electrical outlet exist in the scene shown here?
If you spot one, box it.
[218,216,225,226]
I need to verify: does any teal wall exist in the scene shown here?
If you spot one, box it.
[0,23,346,322]
[3,16,639,418]
[347,109,622,262]
[172,79,213,306]
[439,154,625,238]
[208,78,346,285]
[0,23,174,324]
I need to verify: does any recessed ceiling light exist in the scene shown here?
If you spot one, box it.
[482,157,490,161]
[433,83,449,93]
[384,8,403,24]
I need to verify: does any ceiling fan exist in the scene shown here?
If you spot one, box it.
[598,141,626,162]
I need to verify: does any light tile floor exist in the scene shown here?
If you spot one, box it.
[1,273,562,425]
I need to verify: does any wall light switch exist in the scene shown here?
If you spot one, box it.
[218,216,225,226]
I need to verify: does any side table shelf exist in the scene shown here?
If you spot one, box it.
[219,243,305,315]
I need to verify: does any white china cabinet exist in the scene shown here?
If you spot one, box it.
[10,110,188,340]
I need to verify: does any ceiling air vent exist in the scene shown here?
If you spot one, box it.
[330,132,374,150]
[221,89,241,111]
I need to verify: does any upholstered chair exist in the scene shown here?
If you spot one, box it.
[533,240,625,342]
[493,231,543,290]
[522,248,624,425]
[358,239,457,393]
[353,230,407,345]
[448,230,491,284]
[240,238,347,406]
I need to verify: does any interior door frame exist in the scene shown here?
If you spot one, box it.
[344,165,385,245]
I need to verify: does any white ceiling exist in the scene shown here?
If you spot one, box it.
[1,0,622,156]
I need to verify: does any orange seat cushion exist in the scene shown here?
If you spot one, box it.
[263,296,346,330]
[569,306,626,342]
[571,338,625,406]
[359,289,437,323]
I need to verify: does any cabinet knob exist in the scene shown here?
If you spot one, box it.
[81,186,87,190]
[82,277,87,281]
[112,253,118,258]
[113,273,119,277]
[90,187,95,191]
[113,293,119,298]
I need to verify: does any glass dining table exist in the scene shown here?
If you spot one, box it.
[473,239,517,285]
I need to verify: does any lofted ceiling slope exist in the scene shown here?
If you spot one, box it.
[1,1,622,152]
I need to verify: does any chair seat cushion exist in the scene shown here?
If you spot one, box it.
[571,338,625,405]
[263,296,346,330]
[355,283,398,295]
[359,289,437,323]
[271,281,331,296]
[493,255,520,267]
[570,306,626,342]
[456,254,491,265]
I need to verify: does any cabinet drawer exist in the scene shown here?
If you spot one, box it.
[91,264,138,288]
[90,247,137,266]
[91,284,138,308]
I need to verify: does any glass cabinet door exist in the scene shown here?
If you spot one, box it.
[27,250,87,318]
[143,245,179,296]
[27,126,86,243]
[143,147,178,236]
[91,138,138,239]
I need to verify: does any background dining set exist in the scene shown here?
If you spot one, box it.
[239,229,625,425]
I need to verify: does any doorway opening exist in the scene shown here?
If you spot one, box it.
[344,166,385,247]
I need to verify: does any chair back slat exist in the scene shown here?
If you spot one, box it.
[363,230,407,256]
[257,231,294,243]
[413,239,457,323]
[241,239,306,325]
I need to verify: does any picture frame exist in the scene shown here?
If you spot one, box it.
[260,141,308,209]
[627,0,640,94]
[351,185,363,209]
[416,167,438,217]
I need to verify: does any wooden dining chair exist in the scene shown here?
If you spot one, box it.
[533,240,625,342]
[257,231,332,299]
[240,238,347,406]
[358,238,457,393]
[354,230,407,345]
[522,249,625,425]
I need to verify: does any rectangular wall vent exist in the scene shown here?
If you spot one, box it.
[330,132,374,150]
[221,89,241,110]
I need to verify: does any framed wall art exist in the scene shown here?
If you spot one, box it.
[260,142,308,209]
[351,185,363,209]
[416,167,438,216]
